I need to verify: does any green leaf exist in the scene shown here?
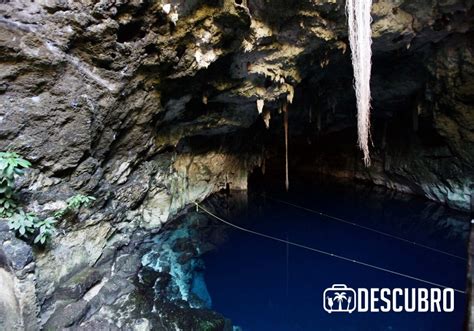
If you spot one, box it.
[5,165,13,177]
[17,159,31,168]
[6,178,14,188]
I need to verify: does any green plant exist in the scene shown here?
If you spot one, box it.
[0,152,31,217]
[66,194,96,210]
[0,152,56,246]
[34,217,56,245]
[53,209,66,218]
[8,210,37,237]
[8,211,56,245]
[53,194,96,219]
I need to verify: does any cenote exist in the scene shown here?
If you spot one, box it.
[142,173,470,331]
[1,1,473,330]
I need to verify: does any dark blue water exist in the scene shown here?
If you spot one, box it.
[202,181,469,331]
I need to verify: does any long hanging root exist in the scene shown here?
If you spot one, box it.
[346,0,373,166]
[283,102,289,191]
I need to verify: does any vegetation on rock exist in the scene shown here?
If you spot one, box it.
[8,211,56,245]
[32,217,57,245]
[1,151,95,246]
[54,194,96,218]
[8,210,37,238]
[0,152,31,217]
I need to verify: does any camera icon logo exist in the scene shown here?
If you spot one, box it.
[323,284,356,313]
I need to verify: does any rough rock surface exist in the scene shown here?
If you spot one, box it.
[0,222,37,330]
[0,0,472,329]
[290,30,474,210]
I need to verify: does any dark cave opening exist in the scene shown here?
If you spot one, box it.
[117,20,146,43]
[237,42,470,212]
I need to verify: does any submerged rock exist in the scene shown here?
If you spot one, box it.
[141,212,214,309]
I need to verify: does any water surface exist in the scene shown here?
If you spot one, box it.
[202,180,469,331]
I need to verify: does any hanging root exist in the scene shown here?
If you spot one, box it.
[283,102,289,191]
[346,0,373,166]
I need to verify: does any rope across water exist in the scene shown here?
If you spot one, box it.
[267,196,466,261]
[194,202,466,295]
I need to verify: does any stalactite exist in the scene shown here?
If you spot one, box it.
[283,101,289,191]
[263,109,271,129]
[346,0,373,166]
[256,99,264,114]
